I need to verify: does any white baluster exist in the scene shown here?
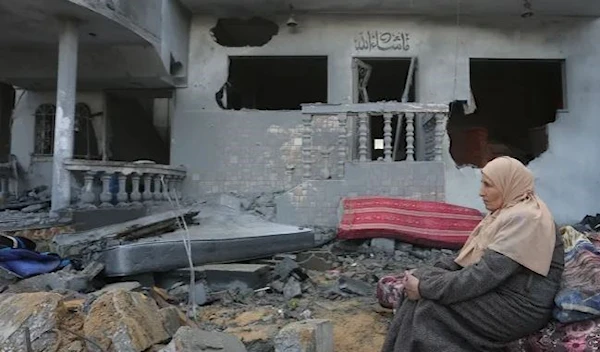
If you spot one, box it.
[169,177,177,200]
[405,112,415,161]
[79,171,97,208]
[162,175,171,200]
[302,115,313,180]
[358,112,368,162]
[434,113,446,161]
[130,173,142,206]
[153,174,162,202]
[143,174,153,204]
[337,113,347,178]
[116,172,129,207]
[99,173,113,208]
[383,112,393,162]
[174,176,184,200]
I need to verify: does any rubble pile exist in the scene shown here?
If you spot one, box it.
[0,185,51,213]
[0,193,459,352]
[0,234,453,352]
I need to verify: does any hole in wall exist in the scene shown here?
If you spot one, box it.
[217,56,327,110]
[449,59,564,167]
[210,17,279,47]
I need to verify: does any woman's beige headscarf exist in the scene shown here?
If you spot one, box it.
[454,157,556,276]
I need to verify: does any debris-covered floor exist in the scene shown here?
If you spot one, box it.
[0,194,455,352]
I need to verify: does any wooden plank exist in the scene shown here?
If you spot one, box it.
[53,206,200,257]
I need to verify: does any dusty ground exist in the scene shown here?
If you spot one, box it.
[186,239,450,352]
[198,295,391,352]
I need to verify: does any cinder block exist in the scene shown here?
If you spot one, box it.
[274,319,334,352]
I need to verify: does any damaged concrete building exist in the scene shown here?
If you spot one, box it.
[0,0,599,226]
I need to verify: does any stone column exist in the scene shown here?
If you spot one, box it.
[99,173,113,208]
[383,112,393,162]
[51,18,79,214]
[0,177,7,200]
[153,175,163,202]
[79,171,97,208]
[302,115,313,180]
[405,112,415,161]
[162,175,171,200]
[434,113,446,162]
[116,173,129,207]
[130,173,142,206]
[337,113,347,178]
[142,174,153,204]
[168,177,177,200]
[358,112,368,162]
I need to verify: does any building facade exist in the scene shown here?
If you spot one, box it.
[1,0,599,225]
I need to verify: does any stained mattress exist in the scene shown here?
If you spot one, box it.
[99,211,316,277]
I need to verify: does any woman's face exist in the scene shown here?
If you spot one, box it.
[479,174,503,211]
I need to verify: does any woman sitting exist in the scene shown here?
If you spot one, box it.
[381,157,564,352]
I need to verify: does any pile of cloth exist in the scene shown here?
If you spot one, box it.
[508,226,600,351]
[376,225,600,351]
[0,234,70,279]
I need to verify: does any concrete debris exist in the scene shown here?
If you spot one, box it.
[89,281,142,297]
[20,203,47,213]
[5,262,104,294]
[0,196,468,352]
[338,276,373,297]
[84,289,171,352]
[0,266,19,288]
[0,292,64,352]
[296,252,334,272]
[274,319,334,352]
[274,257,309,282]
[173,264,271,292]
[160,306,184,336]
[158,326,247,352]
[370,238,396,255]
[168,281,209,306]
[283,277,303,300]
[0,211,70,235]
[218,193,244,211]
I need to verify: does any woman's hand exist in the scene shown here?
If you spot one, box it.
[403,272,421,301]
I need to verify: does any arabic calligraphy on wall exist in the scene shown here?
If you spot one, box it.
[354,31,411,51]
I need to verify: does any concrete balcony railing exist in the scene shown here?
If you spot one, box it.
[301,102,449,179]
[64,159,186,209]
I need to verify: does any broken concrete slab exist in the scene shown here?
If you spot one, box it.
[283,277,303,300]
[370,238,396,255]
[89,281,142,297]
[6,262,104,294]
[338,276,373,297]
[165,264,271,292]
[0,292,64,352]
[21,203,47,213]
[158,326,247,352]
[98,207,318,277]
[160,306,183,336]
[274,257,309,282]
[274,319,334,352]
[168,281,209,306]
[84,289,170,352]
[296,252,334,272]
[0,266,18,288]
[52,206,200,257]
